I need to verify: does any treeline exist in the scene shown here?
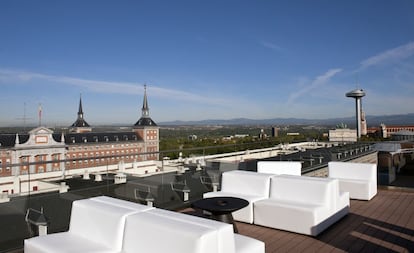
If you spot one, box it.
[159,125,328,159]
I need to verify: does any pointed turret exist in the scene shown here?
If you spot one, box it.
[134,85,157,126]
[133,85,159,160]
[78,97,84,118]
[142,84,150,118]
[69,95,92,133]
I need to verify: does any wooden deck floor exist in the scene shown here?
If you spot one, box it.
[234,188,414,253]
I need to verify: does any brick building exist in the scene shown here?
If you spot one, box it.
[0,87,159,191]
[367,124,414,139]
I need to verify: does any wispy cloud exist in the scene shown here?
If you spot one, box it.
[0,68,232,106]
[287,68,343,104]
[259,40,283,52]
[359,41,414,70]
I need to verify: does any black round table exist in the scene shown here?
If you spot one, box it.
[191,196,249,233]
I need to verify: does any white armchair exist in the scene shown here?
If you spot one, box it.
[328,161,377,200]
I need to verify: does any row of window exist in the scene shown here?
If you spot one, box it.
[19,154,61,162]
[70,135,139,144]
[66,155,139,167]
[69,143,142,152]
[387,127,414,133]
[0,143,158,172]
[20,165,61,174]
[67,148,143,159]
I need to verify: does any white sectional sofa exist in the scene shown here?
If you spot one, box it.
[24,196,264,253]
[91,195,155,211]
[123,208,264,253]
[257,161,302,176]
[24,198,149,253]
[328,161,377,200]
[203,170,273,223]
[253,175,349,236]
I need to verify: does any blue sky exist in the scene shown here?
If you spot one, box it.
[1,0,414,127]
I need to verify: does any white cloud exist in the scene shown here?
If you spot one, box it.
[287,68,343,104]
[360,41,414,69]
[0,68,235,107]
[259,40,283,52]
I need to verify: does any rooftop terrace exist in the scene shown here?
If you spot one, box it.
[1,142,414,252]
[180,186,414,252]
[236,187,414,252]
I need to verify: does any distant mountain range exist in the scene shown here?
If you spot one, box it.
[159,113,414,127]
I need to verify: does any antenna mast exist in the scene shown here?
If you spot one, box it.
[38,103,42,126]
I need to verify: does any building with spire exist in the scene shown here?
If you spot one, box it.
[133,85,159,160]
[0,86,160,194]
[69,95,92,133]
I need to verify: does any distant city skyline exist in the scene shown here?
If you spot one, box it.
[1,1,414,127]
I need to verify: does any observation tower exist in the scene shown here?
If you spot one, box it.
[346,89,366,139]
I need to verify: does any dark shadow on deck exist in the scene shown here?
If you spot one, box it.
[317,213,414,252]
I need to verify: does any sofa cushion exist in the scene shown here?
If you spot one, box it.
[220,170,272,198]
[122,211,219,253]
[257,161,301,176]
[24,198,137,253]
[24,232,117,253]
[150,208,236,253]
[90,196,154,211]
[337,178,372,200]
[269,175,331,206]
[328,162,377,182]
[254,198,328,236]
[69,199,138,251]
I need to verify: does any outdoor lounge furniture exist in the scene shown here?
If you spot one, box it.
[253,174,349,236]
[24,198,148,253]
[191,196,249,233]
[125,207,264,253]
[24,196,264,253]
[257,161,302,175]
[328,161,377,200]
[123,210,226,253]
[203,170,273,223]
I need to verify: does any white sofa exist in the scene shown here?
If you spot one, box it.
[122,208,264,253]
[328,161,377,200]
[254,175,349,236]
[91,195,155,211]
[257,161,302,176]
[203,170,273,223]
[25,196,264,253]
[24,198,149,253]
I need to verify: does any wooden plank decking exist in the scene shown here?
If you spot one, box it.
[234,188,414,252]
